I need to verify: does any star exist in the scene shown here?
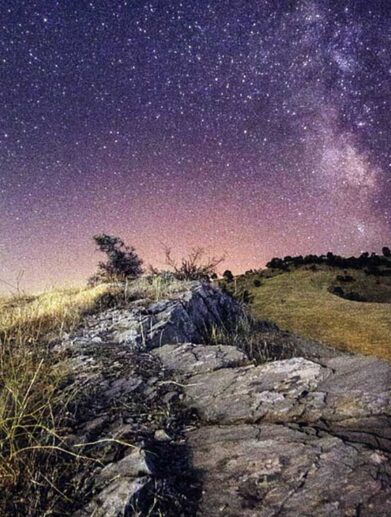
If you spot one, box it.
[0,1,389,291]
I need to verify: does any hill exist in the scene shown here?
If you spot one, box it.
[1,280,390,515]
[226,264,391,360]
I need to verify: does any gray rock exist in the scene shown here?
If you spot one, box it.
[152,343,248,375]
[188,424,391,517]
[154,429,172,441]
[76,449,152,516]
[53,282,391,516]
[184,357,330,424]
[97,448,152,482]
[184,354,391,450]
[111,283,241,349]
[77,477,149,517]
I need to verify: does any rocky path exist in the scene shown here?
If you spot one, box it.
[60,283,391,516]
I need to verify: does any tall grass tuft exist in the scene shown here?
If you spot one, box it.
[0,285,110,514]
[208,313,293,364]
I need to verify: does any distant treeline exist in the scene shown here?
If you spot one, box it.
[265,247,391,275]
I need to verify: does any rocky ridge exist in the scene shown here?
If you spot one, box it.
[58,282,391,516]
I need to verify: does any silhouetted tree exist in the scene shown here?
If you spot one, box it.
[266,257,285,269]
[264,250,391,272]
[223,270,234,283]
[88,234,143,285]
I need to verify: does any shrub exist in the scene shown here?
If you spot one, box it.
[336,274,355,283]
[330,286,344,297]
[223,270,234,283]
[343,291,367,302]
[383,246,391,258]
[266,257,285,269]
[164,247,224,281]
[88,234,143,286]
[207,314,292,364]
[329,286,366,302]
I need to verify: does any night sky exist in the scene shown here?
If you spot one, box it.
[1,1,390,292]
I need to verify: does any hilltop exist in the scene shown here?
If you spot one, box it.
[1,244,391,515]
[221,250,391,361]
[1,279,390,516]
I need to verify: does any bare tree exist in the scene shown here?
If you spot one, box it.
[164,246,224,281]
[0,270,25,295]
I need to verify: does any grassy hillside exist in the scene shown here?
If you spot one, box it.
[231,267,391,361]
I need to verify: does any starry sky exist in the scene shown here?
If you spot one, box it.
[1,0,390,292]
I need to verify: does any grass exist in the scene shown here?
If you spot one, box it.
[208,314,294,364]
[233,267,391,361]
[0,283,111,514]
[123,275,193,302]
[0,285,111,343]
[0,276,192,513]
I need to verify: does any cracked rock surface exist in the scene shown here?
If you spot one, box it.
[188,424,391,517]
[58,282,391,516]
[152,343,247,375]
[179,353,391,516]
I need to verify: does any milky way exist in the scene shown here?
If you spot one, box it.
[0,1,390,291]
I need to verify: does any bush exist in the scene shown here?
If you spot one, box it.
[164,247,224,281]
[265,250,391,272]
[223,270,234,283]
[336,274,355,283]
[88,234,143,286]
[329,286,366,302]
[330,286,344,297]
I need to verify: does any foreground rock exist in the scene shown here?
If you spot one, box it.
[179,354,391,516]
[152,343,247,375]
[184,355,391,451]
[79,282,242,349]
[56,281,391,516]
[189,424,390,516]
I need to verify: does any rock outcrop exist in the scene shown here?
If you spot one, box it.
[59,282,391,516]
[106,282,241,349]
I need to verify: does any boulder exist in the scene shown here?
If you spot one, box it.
[77,449,152,517]
[183,355,391,450]
[111,283,242,349]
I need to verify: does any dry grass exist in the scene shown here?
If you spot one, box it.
[241,268,391,361]
[0,277,192,513]
[0,284,110,344]
[123,275,194,302]
[0,284,111,514]
[208,314,290,364]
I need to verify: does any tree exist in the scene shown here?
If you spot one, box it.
[223,270,234,283]
[164,246,224,281]
[88,234,143,285]
[382,246,391,258]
